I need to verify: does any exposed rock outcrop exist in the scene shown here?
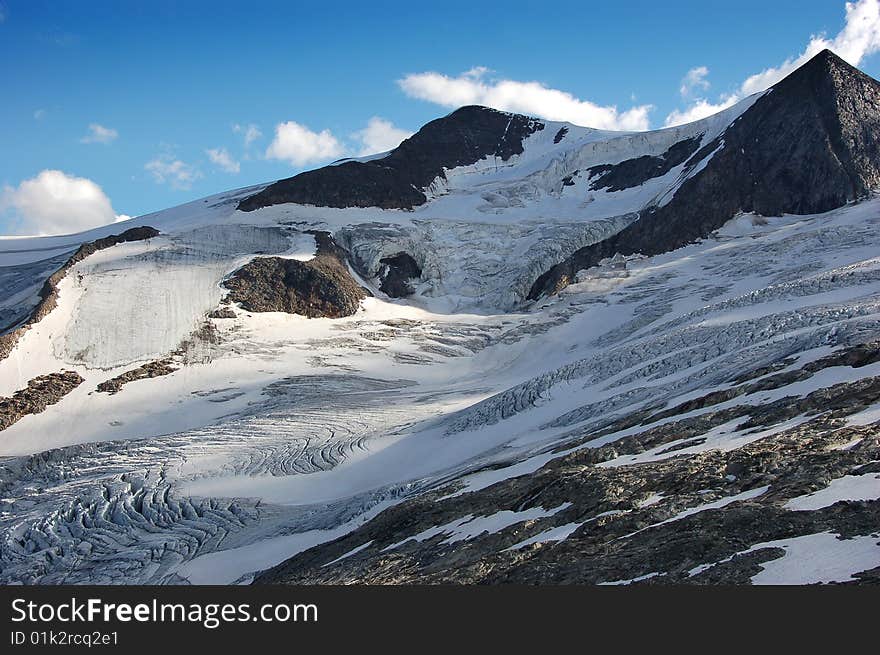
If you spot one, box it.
[95,320,222,395]
[378,252,422,298]
[96,359,177,395]
[529,50,880,299]
[0,371,84,431]
[223,232,367,318]
[207,307,237,319]
[237,107,544,211]
[74,226,161,260]
[586,135,702,192]
[0,226,160,361]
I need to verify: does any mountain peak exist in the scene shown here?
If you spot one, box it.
[528,49,880,300]
[773,47,875,95]
[238,103,544,212]
[807,47,846,67]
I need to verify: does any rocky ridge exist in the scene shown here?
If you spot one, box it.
[0,371,84,432]
[0,226,160,362]
[237,107,544,211]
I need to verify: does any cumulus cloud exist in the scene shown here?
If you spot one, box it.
[680,66,710,97]
[206,147,240,174]
[1,170,127,236]
[352,117,413,156]
[740,0,880,94]
[665,0,880,126]
[233,123,262,147]
[145,155,201,190]
[80,123,118,144]
[265,121,344,167]
[664,97,739,128]
[398,66,652,131]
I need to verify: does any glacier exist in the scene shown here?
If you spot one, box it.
[1,73,880,584]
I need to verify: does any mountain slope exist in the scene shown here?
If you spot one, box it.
[530,49,880,298]
[1,50,880,585]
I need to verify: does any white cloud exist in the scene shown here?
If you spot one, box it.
[680,66,710,97]
[1,170,127,236]
[740,0,880,95]
[352,117,413,156]
[398,66,652,131]
[664,97,739,127]
[145,155,201,190]
[80,123,118,144]
[265,121,344,167]
[206,147,240,174]
[233,123,262,147]
[33,109,46,120]
[665,0,880,126]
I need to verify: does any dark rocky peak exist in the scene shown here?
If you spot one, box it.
[392,105,543,165]
[238,106,544,212]
[772,48,880,196]
[728,48,880,212]
[782,47,872,91]
[528,49,880,300]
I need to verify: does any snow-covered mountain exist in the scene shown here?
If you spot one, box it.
[1,49,879,585]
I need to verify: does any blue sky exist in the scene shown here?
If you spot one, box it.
[2,0,880,235]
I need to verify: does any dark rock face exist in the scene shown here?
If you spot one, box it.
[224,232,367,318]
[96,360,177,395]
[586,135,702,192]
[529,50,880,299]
[0,371,84,432]
[238,106,544,211]
[0,226,161,361]
[553,127,568,144]
[378,252,422,298]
